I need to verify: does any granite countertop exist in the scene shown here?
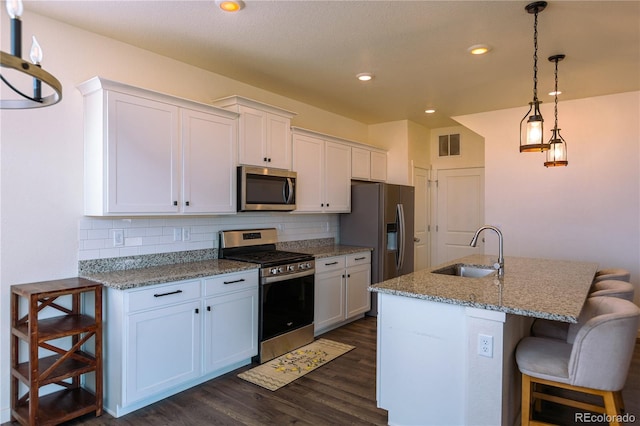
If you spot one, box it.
[293,244,373,259]
[370,254,598,322]
[82,259,259,290]
[81,244,371,290]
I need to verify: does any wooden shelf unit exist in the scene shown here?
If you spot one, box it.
[10,278,103,426]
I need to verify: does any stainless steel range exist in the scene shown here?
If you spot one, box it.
[219,228,315,363]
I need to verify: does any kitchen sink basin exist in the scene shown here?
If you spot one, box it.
[431,263,497,278]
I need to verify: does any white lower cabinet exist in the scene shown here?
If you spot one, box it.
[126,297,202,405]
[314,252,371,335]
[105,269,258,417]
[203,275,258,374]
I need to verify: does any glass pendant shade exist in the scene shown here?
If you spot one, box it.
[544,129,568,167]
[520,102,547,152]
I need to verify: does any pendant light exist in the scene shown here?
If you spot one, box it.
[1,0,62,109]
[544,54,568,167]
[520,1,549,152]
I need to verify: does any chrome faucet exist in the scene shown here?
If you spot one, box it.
[470,225,504,278]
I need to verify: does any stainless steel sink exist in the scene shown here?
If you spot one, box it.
[431,263,497,278]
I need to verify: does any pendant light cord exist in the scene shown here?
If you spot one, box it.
[532,10,539,103]
[553,58,559,129]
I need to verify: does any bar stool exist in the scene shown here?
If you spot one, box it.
[516,296,640,426]
[531,280,635,341]
[592,268,630,284]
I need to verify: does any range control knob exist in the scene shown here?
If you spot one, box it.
[270,268,279,275]
[287,265,296,272]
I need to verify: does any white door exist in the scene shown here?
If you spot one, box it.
[433,168,485,266]
[413,167,430,271]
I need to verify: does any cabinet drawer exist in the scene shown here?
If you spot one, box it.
[315,256,346,274]
[347,251,371,267]
[127,280,201,312]
[204,270,258,297]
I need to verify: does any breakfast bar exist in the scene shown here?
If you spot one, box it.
[370,254,598,426]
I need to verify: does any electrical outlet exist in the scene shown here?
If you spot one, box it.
[113,229,124,247]
[182,227,191,241]
[173,228,182,242]
[478,334,493,358]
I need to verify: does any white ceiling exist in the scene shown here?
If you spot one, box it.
[25,0,640,129]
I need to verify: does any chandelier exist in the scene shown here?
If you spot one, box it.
[1,0,62,109]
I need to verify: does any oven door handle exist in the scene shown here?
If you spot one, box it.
[263,269,315,284]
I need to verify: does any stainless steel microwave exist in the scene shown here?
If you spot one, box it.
[237,166,296,211]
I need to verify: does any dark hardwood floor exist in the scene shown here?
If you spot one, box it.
[11,317,640,426]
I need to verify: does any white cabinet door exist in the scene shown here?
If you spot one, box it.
[370,150,387,182]
[351,147,371,180]
[125,300,201,404]
[203,288,258,373]
[346,262,371,318]
[107,91,180,213]
[237,105,267,167]
[292,133,324,212]
[181,108,237,213]
[324,141,351,213]
[266,113,292,170]
[314,267,345,333]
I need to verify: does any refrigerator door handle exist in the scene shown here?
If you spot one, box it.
[397,203,405,271]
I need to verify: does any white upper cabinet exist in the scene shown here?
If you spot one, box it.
[370,150,388,182]
[181,108,236,213]
[212,96,296,170]
[352,146,387,182]
[78,77,238,216]
[292,128,351,213]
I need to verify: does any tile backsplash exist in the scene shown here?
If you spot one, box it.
[78,213,339,260]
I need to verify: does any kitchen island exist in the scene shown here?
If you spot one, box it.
[370,254,598,426]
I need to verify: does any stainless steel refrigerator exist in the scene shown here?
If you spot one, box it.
[340,181,415,315]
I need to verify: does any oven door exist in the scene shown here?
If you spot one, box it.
[260,273,314,342]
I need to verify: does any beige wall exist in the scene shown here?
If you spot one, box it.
[454,92,640,309]
[369,119,430,185]
[430,125,484,170]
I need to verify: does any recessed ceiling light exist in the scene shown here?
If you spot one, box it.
[467,44,491,55]
[549,90,562,96]
[216,0,244,12]
[356,73,374,82]
[425,109,436,114]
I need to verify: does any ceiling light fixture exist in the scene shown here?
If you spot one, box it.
[424,109,436,114]
[356,73,373,82]
[544,54,568,167]
[468,44,491,55]
[1,0,62,109]
[520,1,549,153]
[216,0,244,12]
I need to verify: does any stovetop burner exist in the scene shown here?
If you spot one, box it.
[219,228,315,273]
[223,249,312,267]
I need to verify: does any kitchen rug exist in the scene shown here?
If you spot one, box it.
[237,338,355,391]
